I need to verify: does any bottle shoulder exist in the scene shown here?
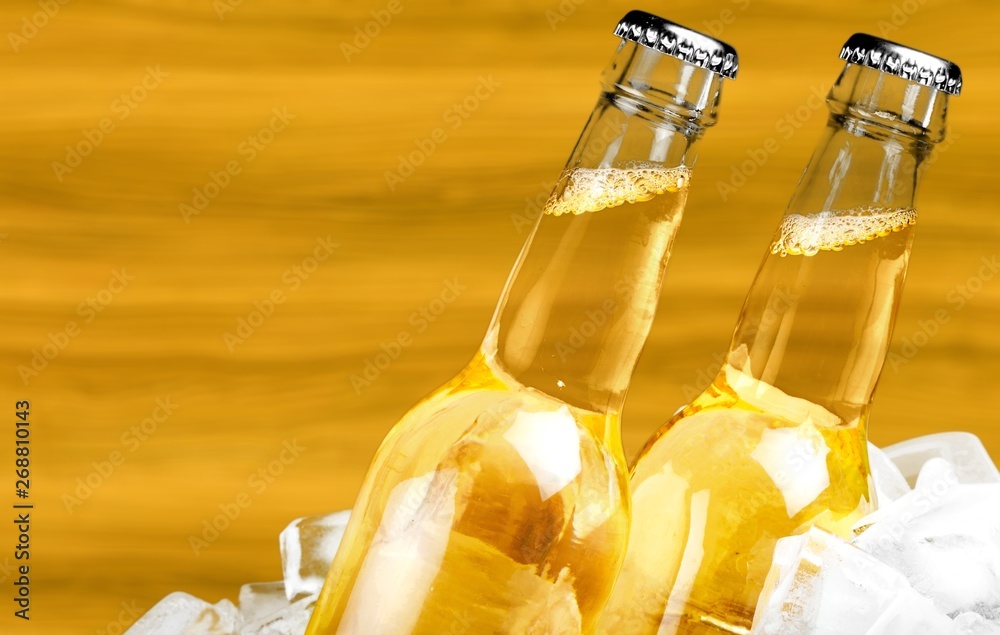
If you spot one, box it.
[635,365,862,468]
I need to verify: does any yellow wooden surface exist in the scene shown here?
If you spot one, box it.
[0,0,997,631]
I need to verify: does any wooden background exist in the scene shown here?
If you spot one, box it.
[0,0,997,632]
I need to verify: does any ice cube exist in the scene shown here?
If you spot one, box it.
[238,582,289,626]
[852,458,1000,619]
[280,510,350,601]
[193,600,239,635]
[954,613,1000,635]
[240,593,317,635]
[751,528,956,635]
[883,432,1000,486]
[125,592,239,635]
[852,457,961,533]
[868,442,910,505]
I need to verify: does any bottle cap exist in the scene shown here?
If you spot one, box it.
[614,10,739,80]
[840,33,962,96]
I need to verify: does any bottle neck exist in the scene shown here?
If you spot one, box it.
[787,64,947,215]
[484,43,724,415]
[725,66,949,423]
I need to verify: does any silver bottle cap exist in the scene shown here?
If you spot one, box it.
[840,33,962,96]
[614,10,739,80]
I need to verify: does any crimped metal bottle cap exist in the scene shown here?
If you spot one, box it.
[614,10,738,80]
[840,33,962,96]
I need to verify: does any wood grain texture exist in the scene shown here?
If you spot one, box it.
[0,1,996,631]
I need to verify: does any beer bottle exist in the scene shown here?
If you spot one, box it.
[306,11,738,634]
[599,34,961,635]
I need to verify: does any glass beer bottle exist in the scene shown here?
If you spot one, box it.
[599,34,962,634]
[305,11,738,635]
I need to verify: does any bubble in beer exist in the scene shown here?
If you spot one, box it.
[543,163,690,216]
[770,206,917,257]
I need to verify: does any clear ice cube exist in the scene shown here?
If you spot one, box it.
[240,593,317,635]
[868,442,911,505]
[751,528,956,635]
[955,613,1000,635]
[238,582,289,626]
[280,510,350,601]
[125,592,239,635]
[883,432,1000,486]
[853,459,1000,619]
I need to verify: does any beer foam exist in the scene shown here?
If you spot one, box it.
[543,164,689,216]
[770,206,917,257]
